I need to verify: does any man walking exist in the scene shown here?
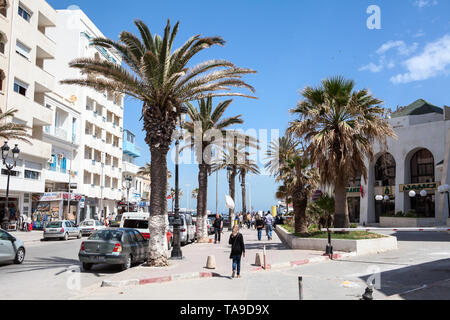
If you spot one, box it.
[265,211,274,240]
[213,214,223,244]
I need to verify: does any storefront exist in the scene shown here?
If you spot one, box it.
[34,192,83,228]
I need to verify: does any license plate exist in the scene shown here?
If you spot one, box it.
[93,256,106,262]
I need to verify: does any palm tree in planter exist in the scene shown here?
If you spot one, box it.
[265,134,298,217]
[289,76,395,228]
[183,97,245,242]
[61,19,256,266]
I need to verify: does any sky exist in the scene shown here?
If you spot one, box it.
[47,0,450,213]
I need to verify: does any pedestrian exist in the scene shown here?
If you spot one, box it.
[212,213,223,244]
[229,224,245,278]
[265,211,274,240]
[251,213,256,230]
[246,212,251,229]
[255,214,264,241]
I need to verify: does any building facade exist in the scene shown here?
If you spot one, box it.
[347,99,450,226]
[47,8,124,220]
[1,0,56,219]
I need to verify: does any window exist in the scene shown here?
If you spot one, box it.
[24,170,40,180]
[18,4,31,22]
[16,41,30,59]
[1,169,19,177]
[0,70,4,92]
[0,34,5,54]
[14,79,27,96]
[0,7,7,18]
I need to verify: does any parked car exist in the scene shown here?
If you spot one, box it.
[168,213,196,245]
[43,220,81,241]
[79,228,148,271]
[0,229,25,265]
[79,220,106,236]
[120,212,173,250]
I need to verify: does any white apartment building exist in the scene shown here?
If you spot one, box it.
[1,0,57,219]
[47,8,124,220]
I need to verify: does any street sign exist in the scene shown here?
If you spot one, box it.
[70,183,77,189]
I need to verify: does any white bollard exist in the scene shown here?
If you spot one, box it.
[255,253,262,266]
[206,255,216,269]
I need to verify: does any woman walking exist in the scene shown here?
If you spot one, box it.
[255,214,264,241]
[229,225,245,278]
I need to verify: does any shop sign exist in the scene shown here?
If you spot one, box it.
[346,186,361,197]
[400,182,440,192]
[40,192,62,201]
[374,186,394,196]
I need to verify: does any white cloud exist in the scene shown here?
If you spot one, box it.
[360,41,418,73]
[359,62,383,73]
[413,0,438,8]
[391,34,450,84]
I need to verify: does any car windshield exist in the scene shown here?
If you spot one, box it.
[88,230,123,241]
[80,221,94,226]
[46,222,62,228]
[123,219,148,229]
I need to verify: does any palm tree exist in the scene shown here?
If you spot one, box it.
[275,184,292,212]
[0,109,31,142]
[238,152,259,215]
[61,20,256,266]
[191,188,199,199]
[212,133,258,228]
[289,76,395,228]
[137,163,172,200]
[183,97,244,242]
[265,134,318,233]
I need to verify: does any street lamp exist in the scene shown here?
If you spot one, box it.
[171,106,188,260]
[124,176,132,213]
[438,184,450,219]
[1,142,20,230]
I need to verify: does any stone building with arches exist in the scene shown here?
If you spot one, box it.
[355,99,450,226]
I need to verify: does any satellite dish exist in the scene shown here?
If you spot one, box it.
[225,195,235,209]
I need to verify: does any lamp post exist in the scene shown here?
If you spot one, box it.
[438,184,450,219]
[171,106,188,260]
[1,142,20,230]
[124,176,132,213]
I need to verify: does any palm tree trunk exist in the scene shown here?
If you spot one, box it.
[241,171,247,214]
[148,146,170,267]
[334,182,350,228]
[293,183,308,234]
[196,163,209,242]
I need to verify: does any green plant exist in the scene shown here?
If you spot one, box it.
[350,223,357,228]
[396,211,403,216]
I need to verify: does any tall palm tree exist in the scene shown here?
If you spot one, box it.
[61,20,256,266]
[289,76,395,228]
[183,97,244,242]
[212,133,258,227]
[275,184,292,212]
[191,188,199,199]
[0,109,31,142]
[238,152,259,215]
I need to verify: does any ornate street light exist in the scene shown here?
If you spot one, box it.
[124,176,133,213]
[1,142,20,230]
[170,106,188,260]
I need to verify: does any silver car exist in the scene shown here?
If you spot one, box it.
[79,220,106,236]
[43,220,81,241]
[0,229,25,264]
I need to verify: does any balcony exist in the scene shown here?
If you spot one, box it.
[12,137,51,160]
[122,161,140,175]
[123,140,142,158]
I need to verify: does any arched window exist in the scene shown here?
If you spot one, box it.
[410,149,434,183]
[0,69,5,92]
[0,0,8,18]
[375,153,396,186]
[0,32,7,54]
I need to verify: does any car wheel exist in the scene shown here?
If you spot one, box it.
[77,232,82,239]
[63,233,69,241]
[121,255,132,271]
[14,247,25,264]
[82,262,93,271]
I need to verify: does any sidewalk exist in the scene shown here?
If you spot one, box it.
[100,226,352,288]
[8,230,43,245]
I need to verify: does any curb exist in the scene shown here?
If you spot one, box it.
[252,252,355,271]
[101,252,357,288]
[101,271,218,288]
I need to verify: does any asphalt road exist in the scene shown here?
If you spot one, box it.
[0,237,123,300]
[73,231,450,300]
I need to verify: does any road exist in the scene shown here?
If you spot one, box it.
[72,231,450,300]
[0,237,120,300]
[1,231,449,300]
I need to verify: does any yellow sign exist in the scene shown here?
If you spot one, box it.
[70,95,77,103]
[399,182,440,192]
[271,206,277,217]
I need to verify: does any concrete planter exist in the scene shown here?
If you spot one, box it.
[275,226,397,255]
[380,216,437,227]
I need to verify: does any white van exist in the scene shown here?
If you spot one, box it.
[168,213,196,245]
[120,212,173,249]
